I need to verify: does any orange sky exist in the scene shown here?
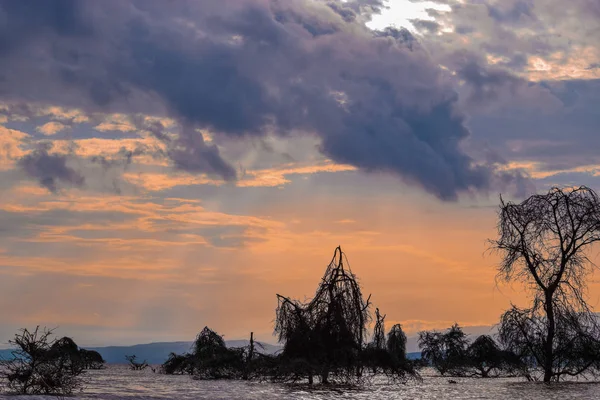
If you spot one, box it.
[1,155,600,346]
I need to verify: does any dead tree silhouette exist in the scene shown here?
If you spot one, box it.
[491,186,600,382]
[275,246,417,384]
[275,246,371,384]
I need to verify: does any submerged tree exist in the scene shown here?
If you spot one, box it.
[125,355,149,371]
[387,324,408,364]
[371,309,387,351]
[0,327,84,395]
[275,246,371,384]
[491,186,600,382]
[466,335,522,378]
[161,327,276,379]
[192,326,243,379]
[275,246,417,384]
[79,349,105,370]
[419,324,469,376]
[49,337,85,375]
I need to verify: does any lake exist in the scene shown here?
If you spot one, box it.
[1,365,600,399]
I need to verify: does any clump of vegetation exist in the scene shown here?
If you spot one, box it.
[465,335,522,378]
[0,327,87,395]
[491,186,600,382]
[161,328,275,380]
[419,324,469,376]
[418,325,522,378]
[162,352,195,375]
[191,326,243,379]
[80,349,106,370]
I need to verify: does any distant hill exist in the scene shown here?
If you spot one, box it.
[0,348,12,360]
[86,340,282,365]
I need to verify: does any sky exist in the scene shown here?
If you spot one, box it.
[0,0,599,347]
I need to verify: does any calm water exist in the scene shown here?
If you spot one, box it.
[2,365,600,399]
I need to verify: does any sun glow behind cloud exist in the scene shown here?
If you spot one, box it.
[366,0,451,31]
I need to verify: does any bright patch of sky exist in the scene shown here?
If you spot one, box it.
[366,0,451,31]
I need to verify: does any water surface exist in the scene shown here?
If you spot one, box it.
[2,365,599,399]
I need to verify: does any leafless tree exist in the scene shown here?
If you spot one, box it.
[275,246,371,384]
[491,186,600,382]
[125,355,149,371]
[0,327,83,395]
[372,308,387,350]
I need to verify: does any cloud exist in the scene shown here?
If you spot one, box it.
[409,0,600,81]
[17,142,84,193]
[94,114,136,133]
[0,0,528,200]
[0,126,28,170]
[36,121,67,135]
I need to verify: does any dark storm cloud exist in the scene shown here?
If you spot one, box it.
[404,0,599,184]
[17,143,84,193]
[0,0,527,200]
[466,79,600,175]
[449,52,523,106]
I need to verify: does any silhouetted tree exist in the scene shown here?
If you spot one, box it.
[275,246,419,384]
[49,337,85,375]
[419,324,468,376]
[161,327,275,379]
[125,355,149,371]
[361,322,417,381]
[0,327,84,395]
[387,324,408,364]
[491,186,600,382]
[466,335,522,378]
[371,308,386,351]
[192,326,243,379]
[275,246,371,384]
[79,349,105,370]
[363,308,387,374]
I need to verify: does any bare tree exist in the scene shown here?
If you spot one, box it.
[275,246,371,384]
[371,308,387,350]
[125,355,149,371]
[491,186,600,382]
[0,327,84,395]
[275,246,418,384]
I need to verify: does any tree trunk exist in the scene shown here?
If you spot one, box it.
[321,368,329,384]
[243,332,254,380]
[543,290,555,383]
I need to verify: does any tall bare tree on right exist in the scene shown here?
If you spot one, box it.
[491,186,600,382]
